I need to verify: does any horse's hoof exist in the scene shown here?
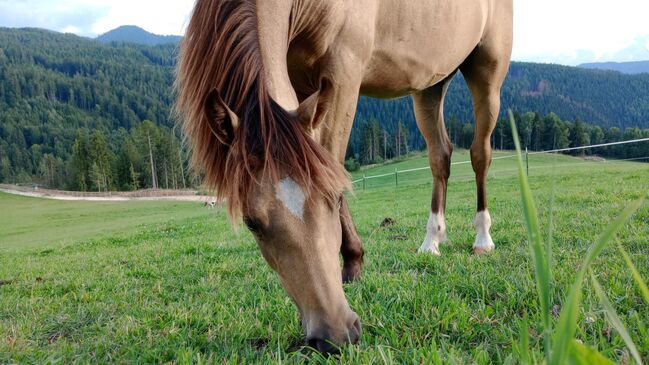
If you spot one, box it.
[418,246,442,256]
[473,246,494,255]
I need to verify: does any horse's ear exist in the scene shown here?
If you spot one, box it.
[204,88,239,145]
[295,90,320,130]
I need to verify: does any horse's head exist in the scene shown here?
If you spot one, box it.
[244,174,360,352]
[204,89,360,353]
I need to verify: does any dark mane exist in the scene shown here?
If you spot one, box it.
[175,0,348,219]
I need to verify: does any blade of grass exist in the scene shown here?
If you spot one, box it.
[546,153,558,278]
[518,314,531,365]
[550,199,643,365]
[590,272,643,365]
[569,340,616,365]
[616,242,649,303]
[509,110,552,358]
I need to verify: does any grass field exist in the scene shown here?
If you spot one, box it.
[1,152,648,363]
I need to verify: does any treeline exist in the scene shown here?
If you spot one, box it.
[4,120,189,191]
[346,111,649,170]
[489,111,649,158]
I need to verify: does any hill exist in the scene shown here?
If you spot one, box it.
[579,60,649,75]
[96,25,182,45]
[1,27,648,188]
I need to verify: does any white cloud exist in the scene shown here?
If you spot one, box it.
[512,0,649,64]
[0,0,109,37]
[60,25,81,34]
[89,0,194,36]
[1,0,648,65]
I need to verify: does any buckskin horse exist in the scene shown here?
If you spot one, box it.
[175,0,512,353]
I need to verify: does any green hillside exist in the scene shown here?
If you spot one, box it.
[1,27,649,189]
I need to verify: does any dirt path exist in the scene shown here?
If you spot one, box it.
[0,186,215,202]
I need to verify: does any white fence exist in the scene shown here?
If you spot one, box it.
[351,137,649,189]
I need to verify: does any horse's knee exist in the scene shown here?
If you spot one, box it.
[470,143,492,171]
[428,140,453,178]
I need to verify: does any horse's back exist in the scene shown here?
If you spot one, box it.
[358,0,511,98]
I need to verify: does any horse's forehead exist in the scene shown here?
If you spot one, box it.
[275,177,306,220]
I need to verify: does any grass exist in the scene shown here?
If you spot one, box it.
[508,112,646,364]
[349,148,622,191]
[0,152,648,363]
[0,193,212,250]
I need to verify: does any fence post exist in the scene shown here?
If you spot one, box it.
[362,175,366,190]
[395,168,398,187]
[525,147,529,176]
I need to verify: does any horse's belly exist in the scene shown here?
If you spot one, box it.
[359,0,488,98]
[359,53,457,98]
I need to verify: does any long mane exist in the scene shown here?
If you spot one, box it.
[175,0,348,219]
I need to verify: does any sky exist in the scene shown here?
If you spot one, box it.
[1,0,648,66]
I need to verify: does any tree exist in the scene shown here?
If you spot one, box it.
[89,130,113,191]
[134,120,159,189]
[70,130,91,191]
[39,154,57,187]
[459,123,474,149]
[531,112,544,151]
[569,118,590,155]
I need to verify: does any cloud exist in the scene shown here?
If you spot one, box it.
[1,0,648,65]
[512,0,649,64]
[89,0,194,36]
[0,0,192,37]
[0,0,109,37]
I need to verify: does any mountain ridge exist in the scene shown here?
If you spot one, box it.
[578,60,649,75]
[96,25,182,45]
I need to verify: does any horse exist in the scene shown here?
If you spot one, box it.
[175,0,512,353]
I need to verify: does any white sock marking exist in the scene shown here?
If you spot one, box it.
[418,212,446,256]
[473,210,495,250]
[276,177,305,220]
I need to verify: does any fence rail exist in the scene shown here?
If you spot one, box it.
[351,137,649,188]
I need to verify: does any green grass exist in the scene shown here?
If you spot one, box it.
[350,149,617,191]
[0,193,212,250]
[1,153,648,363]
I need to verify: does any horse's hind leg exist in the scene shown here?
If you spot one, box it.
[413,75,455,256]
[460,33,512,254]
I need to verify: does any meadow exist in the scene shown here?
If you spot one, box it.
[1,151,647,363]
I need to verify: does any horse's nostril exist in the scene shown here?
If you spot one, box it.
[350,317,361,343]
[308,338,340,354]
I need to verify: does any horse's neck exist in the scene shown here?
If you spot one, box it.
[255,0,343,111]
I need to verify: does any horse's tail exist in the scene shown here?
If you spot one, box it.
[174,0,348,219]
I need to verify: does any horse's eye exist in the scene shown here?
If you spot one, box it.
[336,196,343,210]
[243,217,263,235]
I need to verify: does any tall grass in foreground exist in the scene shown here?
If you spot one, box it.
[508,110,647,365]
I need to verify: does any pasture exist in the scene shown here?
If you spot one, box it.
[1,151,648,363]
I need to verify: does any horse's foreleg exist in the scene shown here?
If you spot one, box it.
[340,196,364,282]
[312,74,365,281]
[460,39,511,254]
[413,77,455,256]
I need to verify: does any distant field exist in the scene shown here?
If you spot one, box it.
[0,153,648,363]
[350,149,633,189]
[0,193,213,250]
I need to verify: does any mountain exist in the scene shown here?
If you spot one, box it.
[1,27,649,187]
[97,25,181,45]
[579,60,649,75]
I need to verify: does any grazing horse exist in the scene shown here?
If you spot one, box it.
[176,0,512,353]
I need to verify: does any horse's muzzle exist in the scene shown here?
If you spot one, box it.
[307,313,361,354]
